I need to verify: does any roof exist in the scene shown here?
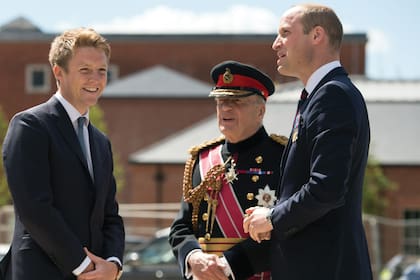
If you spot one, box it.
[102,65,211,98]
[0,16,41,33]
[0,16,366,43]
[130,77,420,166]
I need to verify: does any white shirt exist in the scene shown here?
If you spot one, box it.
[305,60,341,96]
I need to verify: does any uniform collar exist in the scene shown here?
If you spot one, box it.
[225,126,267,154]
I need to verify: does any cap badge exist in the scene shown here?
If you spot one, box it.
[223,68,234,84]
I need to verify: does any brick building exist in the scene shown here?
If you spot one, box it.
[0,16,367,203]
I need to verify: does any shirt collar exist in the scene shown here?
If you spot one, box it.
[305,60,341,96]
[54,92,89,124]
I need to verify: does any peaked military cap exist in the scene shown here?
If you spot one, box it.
[209,60,275,100]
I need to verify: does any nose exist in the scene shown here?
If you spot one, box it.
[220,103,232,110]
[89,70,107,82]
[272,35,281,51]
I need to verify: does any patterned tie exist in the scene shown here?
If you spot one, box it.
[77,117,87,158]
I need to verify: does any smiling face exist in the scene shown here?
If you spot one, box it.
[216,95,265,143]
[53,47,108,114]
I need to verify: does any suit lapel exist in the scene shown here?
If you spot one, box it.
[47,97,91,176]
[278,67,348,193]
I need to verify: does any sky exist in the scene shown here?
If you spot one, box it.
[1,0,419,80]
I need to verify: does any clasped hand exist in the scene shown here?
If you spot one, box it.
[188,251,229,280]
[77,248,118,280]
[243,206,273,243]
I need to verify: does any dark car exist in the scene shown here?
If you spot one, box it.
[122,228,182,280]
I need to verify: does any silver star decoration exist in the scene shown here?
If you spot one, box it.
[255,185,277,207]
[225,161,238,184]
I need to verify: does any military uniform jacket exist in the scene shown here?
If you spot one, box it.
[169,127,286,280]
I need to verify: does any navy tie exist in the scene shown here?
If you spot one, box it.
[298,88,308,108]
[77,117,87,158]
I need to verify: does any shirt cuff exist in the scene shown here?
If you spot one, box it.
[220,256,234,279]
[72,256,91,276]
[185,249,202,278]
[106,256,122,267]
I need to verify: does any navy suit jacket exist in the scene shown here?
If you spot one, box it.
[269,67,373,279]
[1,97,125,280]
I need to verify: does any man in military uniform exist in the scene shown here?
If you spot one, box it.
[169,61,287,280]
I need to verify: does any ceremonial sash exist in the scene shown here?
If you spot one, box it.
[199,145,270,280]
[199,145,246,237]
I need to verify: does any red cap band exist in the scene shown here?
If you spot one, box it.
[216,74,269,99]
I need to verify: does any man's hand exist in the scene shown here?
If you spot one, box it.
[243,207,273,243]
[188,251,229,280]
[77,248,118,280]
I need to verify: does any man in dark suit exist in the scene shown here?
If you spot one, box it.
[0,28,124,280]
[243,4,373,280]
[169,61,287,280]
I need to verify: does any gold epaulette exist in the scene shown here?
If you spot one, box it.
[183,136,225,232]
[188,135,225,157]
[269,133,289,146]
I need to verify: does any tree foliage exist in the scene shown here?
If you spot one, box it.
[0,107,11,206]
[0,104,125,207]
[89,105,125,192]
[362,156,397,215]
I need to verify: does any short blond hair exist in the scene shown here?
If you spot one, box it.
[48,27,111,71]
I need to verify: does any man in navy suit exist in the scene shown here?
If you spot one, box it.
[0,28,124,280]
[243,4,373,280]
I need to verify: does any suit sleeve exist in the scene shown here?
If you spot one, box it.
[2,113,86,274]
[272,83,358,239]
[224,238,271,278]
[100,139,125,261]
[169,198,201,279]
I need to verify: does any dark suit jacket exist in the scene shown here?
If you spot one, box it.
[269,67,373,279]
[1,96,125,280]
[169,127,286,279]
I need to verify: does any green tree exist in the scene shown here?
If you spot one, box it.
[363,156,397,215]
[89,105,125,191]
[0,107,11,206]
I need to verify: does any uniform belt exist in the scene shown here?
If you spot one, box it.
[198,237,245,257]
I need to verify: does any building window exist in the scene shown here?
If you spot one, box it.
[107,64,119,84]
[25,64,51,94]
[403,209,420,255]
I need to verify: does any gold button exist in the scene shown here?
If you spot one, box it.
[255,156,263,164]
[247,193,254,200]
[252,175,259,182]
[202,213,209,221]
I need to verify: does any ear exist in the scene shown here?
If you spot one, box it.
[258,104,266,119]
[311,26,325,44]
[52,64,63,82]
